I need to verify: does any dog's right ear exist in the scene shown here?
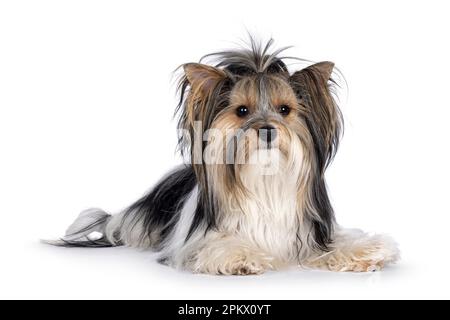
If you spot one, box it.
[177,63,230,160]
[183,63,228,98]
[180,63,229,129]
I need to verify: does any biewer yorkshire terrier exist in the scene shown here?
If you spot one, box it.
[48,38,399,275]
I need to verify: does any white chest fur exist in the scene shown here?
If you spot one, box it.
[222,149,303,260]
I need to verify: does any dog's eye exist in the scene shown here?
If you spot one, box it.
[236,105,249,117]
[278,105,291,116]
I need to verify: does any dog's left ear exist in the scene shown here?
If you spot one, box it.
[290,61,343,170]
[181,63,229,129]
[302,61,334,80]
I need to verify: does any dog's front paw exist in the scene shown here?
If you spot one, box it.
[306,231,400,272]
[326,254,385,272]
[327,233,400,272]
[226,254,273,275]
[192,247,276,275]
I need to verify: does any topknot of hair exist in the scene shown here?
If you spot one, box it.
[200,37,291,77]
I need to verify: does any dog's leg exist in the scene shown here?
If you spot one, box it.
[187,233,281,275]
[304,228,400,272]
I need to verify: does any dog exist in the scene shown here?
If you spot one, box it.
[47,38,399,275]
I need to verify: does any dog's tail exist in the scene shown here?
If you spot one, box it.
[43,208,119,247]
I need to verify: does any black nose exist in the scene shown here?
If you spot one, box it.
[258,125,277,143]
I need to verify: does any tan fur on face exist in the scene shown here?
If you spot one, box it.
[207,74,311,166]
[227,74,303,120]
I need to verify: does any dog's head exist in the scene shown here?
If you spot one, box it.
[178,39,342,177]
[177,38,343,250]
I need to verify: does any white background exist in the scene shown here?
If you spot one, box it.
[1,0,449,299]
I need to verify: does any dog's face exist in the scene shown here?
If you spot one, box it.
[180,59,339,174]
[216,73,304,150]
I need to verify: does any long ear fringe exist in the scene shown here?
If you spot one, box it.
[174,64,232,239]
[290,63,344,171]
